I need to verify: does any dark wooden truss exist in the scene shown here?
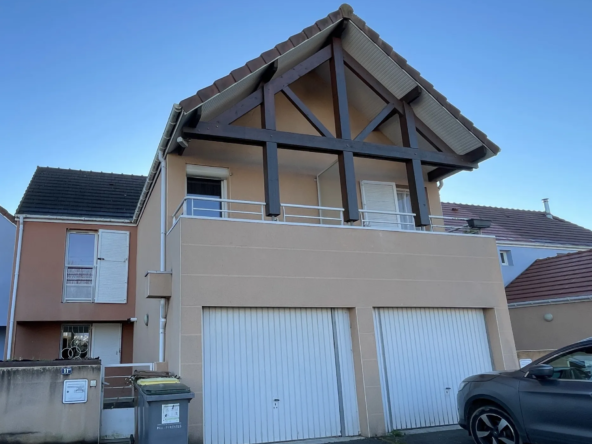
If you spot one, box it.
[180,31,486,225]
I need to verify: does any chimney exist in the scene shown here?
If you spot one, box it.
[542,198,553,219]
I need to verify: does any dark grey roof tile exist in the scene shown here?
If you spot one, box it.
[16,167,146,220]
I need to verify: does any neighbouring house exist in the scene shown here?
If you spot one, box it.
[0,206,16,358]
[442,201,592,285]
[4,167,145,366]
[506,249,592,364]
[131,5,518,443]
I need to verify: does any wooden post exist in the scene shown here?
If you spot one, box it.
[400,101,430,227]
[331,36,359,222]
[261,82,281,217]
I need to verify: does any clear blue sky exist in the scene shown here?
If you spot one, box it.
[1,0,591,228]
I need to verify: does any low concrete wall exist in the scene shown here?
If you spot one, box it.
[0,360,101,444]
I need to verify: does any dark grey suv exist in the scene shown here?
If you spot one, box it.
[458,338,592,444]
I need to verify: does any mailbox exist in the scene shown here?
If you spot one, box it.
[63,379,88,404]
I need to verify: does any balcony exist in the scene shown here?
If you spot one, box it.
[171,196,488,235]
[166,199,503,311]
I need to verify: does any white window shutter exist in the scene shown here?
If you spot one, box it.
[95,230,130,304]
[361,181,399,229]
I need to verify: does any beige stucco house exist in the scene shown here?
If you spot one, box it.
[132,5,518,443]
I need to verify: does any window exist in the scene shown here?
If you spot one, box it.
[63,230,130,303]
[542,347,592,380]
[361,181,417,230]
[64,232,97,302]
[500,250,512,266]
[61,325,91,359]
[187,177,224,217]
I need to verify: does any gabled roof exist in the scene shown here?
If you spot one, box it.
[17,167,146,221]
[178,4,499,156]
[134,4,504,222]
[506,249,592,303]
[441,202,592,247]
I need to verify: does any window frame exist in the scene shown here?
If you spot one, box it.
[360,181,417,231]
[500,250,510,266]
[60,323,92,359]
[529,345,592,382]
[185,166,229,218]
[63,231,99,303]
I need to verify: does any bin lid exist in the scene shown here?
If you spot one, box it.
[137,378,191,395]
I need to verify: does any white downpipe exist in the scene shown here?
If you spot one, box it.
[6,215,24,359]
[158,151,167,363]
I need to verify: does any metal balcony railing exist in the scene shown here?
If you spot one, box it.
[171,196,487,235]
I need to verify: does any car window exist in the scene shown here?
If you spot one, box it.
[544,347,592,380]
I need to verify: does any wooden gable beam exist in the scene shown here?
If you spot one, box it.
[330,36,359,223]
[172,107,201,155]
[343,50,470,159]
[213,45,332,126]
[184,123,479,169]
[343,50,404,113]
[427,167,457,182]
[261,82,281,217]
[281,86,333,138]
[354,103,396,141]
[400,101,430,226]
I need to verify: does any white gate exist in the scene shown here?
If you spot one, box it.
[374,308,493,430]
[100,363,154,441]
[203,308,360,444]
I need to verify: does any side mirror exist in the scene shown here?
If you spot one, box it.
[529,364,554,379]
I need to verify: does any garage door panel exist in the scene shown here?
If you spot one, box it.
[375,308,493,430]
[204,308,359,444]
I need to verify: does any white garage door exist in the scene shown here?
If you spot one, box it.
[203,308,360,444]
[374,308,493,430]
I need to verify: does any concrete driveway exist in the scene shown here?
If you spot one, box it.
[402,429,473,444]
[348,430,473,444]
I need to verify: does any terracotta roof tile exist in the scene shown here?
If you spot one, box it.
[315,17,333,30]
[506,250,592,303]
[246,56,266,73]
[442,202,592,247]
[289,32,307,47]
[230,65,251,82]
[261,48,281,64]
[366,27,380,44]
[303,24,321,39]
[197,84,219,103]
[275,40,295,55]
[327,10,344,23]
[214,74,236,92]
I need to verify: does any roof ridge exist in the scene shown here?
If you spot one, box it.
[37,166,147,178]
[531,248,592,265]
[442,201,545,214]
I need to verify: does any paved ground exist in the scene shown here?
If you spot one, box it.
[401,430,473,444]
[351,430,473,444]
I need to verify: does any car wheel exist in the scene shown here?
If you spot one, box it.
[470,406,520,444]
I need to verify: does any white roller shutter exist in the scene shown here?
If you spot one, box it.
[361,181,399,229]
[375,308,493,430]
[203,308,360,444]
[95,230,129,304]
